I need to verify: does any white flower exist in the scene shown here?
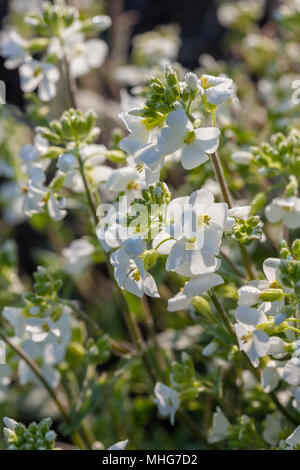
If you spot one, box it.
[185,72,199,91]
[106,166,144,200]
[3,417,17,431]
[200,74,234,105]
[208,407,230,443]
[265,197,300,229]
[283,358,300,386]
[156,109,220,170]
[108,440,129,450]
[47,192,67,221]
[285,425,300,450]
[20,134,49,176]
[184,273,224,297]
[268,336,288,359]
[238,285,261,306]
[154,382,180,426]
[19,59,60,102]
[57,153,77,173]
[202,340,218,357]
[119,111,150,155]
[224,205,250,232]
[167,273,223,312]
[261,360,282,392]
[263,414,282,446]
[234,305,270,367]
[110,237,159,298]
[237,257,284,318]
[0,182,25,225]
[165,189,227,277]
[0,31,27,69]
[68,37,108,78]
[167,289,192,312]
[231,150,252,165]
[2,306,26,338]
[63,238,94,278]
[4,306,71,388]
[133,143,164,183]
[22,167,47,217]
[22,167,66,221]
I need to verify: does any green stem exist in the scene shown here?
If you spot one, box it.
[210,151,255,280]
[76,147,158,383]
[77,150,98,226]
[208,290,236,341]
[65,300,136,355]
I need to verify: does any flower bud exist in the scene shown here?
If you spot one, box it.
[249,192,267,216]
[57,153,76,173]
[292,239,300,260]
[66,341,86,366]
[259,288,284,302]
[191,296,211,316]
[142,249,158,270]
[185,72,198,91]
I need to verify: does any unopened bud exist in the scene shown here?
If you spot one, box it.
[259,289,284,302]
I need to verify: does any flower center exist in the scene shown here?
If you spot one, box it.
[131,269,141,281]
[184,131,196,145]
[74,44,85,55]
[270,280,280,289]
[201,76,210,89]
[127,180,140,190]
[135,164,144,174]
[198,214,211,226]
[34,66,42,77]
[241,332,252,344]
[185,238,196,250]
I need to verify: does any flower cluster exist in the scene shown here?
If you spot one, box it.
[3,417,57,450]
[1,0,300,452]
[0,0,110,101]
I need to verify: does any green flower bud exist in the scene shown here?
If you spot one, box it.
[141,249,158,270]
[27,38,49,53]
[249,192,267,215]
[50,174,65,193]
[105,150,126,163]
[259,288,284,302]
[165,65,178,86]
[191,296,211,316]
[285,175,298,197]
[66,341,86,367]
[292,239,300,260]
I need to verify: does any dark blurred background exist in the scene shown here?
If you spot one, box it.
[0,0,277,109]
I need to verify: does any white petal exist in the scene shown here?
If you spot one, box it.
[108,440,128,450]
[143,273,160,298]
[184,273,224,297]
[85,39,108,68]
[194,127,220,153]
[263,258,281,283]
[235,305,266,326]
[283,358,300,385]
[47,193,66,221]
[238,286,260,306]
[181,142,209,170]
[165,109,189,128]
[157,126,184,156]
[205,85,233,105]
[265,202,284,224]
[167,291,191,312]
